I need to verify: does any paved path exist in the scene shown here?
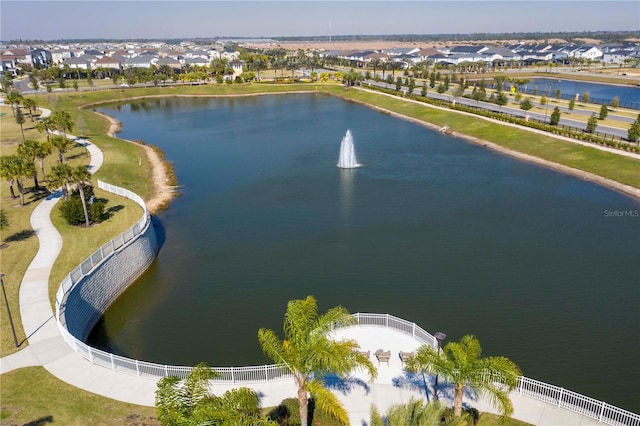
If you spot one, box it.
[0,109,619,425]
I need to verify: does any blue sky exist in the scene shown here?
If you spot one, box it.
[1,1,638,40]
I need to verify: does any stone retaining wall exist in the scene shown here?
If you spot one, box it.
[62,222,159,340]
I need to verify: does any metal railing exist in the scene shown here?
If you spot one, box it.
[55,180,150,323]
[517,376,639,426]
[53,184,639,425]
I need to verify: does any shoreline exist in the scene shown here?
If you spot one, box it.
[92,110,177,214]
[88,89,639,207]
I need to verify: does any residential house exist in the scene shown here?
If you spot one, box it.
[51,49,74,63]
[95,54,125,71]
[229,59,245,78]
[31,48,52,67]
[60,57,91,70]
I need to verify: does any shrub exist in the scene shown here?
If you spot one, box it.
[89,200,106,223]
[58,197,85,225]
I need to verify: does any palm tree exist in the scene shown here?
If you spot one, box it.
[370,398,466,426]
[46,163,73,199]
[36,116,55,142]
[0,155,35,205]
[51,110,73,138]
[370,57,382,79]
[258,295,377,426]
[70,165,92,227]
[155,363,276,426]
[0,156,19,199]
[15,107,26,141]
[406,335,521,418]
[17,139,52,189]
[5,90,23,118]
[22,98,37,121]
[50,135,74,164]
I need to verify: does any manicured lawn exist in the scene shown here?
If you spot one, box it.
[0,367,159,425]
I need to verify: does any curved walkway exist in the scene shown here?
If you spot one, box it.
[0,109,626,425]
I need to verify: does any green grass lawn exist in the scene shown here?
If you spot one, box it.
[0,367,160,425]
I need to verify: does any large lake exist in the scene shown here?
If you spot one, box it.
[91,94,639,411]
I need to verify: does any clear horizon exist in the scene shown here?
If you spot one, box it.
[1,1,639,42]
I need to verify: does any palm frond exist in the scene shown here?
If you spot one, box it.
[307,379,349,425]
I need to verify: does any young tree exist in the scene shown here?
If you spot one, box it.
[627,114,640,143]
[610,96,620,110]
[599,105,608,120]
[550,106,561,125]
[258,296,377,426]
[568,98,575,111]
[586,113,598,133]
[421,81,427,97]
[582,92,590,103]
[406,335,521,418]
[519,98,533,112]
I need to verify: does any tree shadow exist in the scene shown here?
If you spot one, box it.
[4,229,36,243]
[23,415,54,425]
[320,373,371,395]
[104,203,123,220]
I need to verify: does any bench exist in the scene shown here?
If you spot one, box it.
[399,351,414,365]
[374,349,391,365]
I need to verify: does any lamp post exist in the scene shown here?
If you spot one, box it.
[433,331,446,400]
[0,274,19,347]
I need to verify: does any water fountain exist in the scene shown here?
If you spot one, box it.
[337,129,361,168]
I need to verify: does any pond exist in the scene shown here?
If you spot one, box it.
[90,93,639,411]
[522,78,640,108]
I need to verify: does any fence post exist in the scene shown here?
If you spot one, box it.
[88,346,93,362]
[598,401,605,422]
[165,365,169,377]
[386,313,389,328]
[110,353,115,371]
[232,368,235,385]
[136,360,140,377]
[264,365,269,382]
[557,387,564,406]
